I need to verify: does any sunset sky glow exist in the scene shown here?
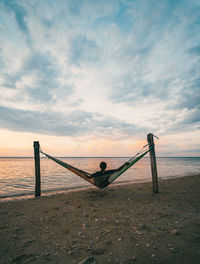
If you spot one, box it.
[0,0,200,157]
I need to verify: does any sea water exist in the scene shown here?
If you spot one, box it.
[0,157,200,199]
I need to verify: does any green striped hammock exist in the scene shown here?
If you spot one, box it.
[41,148,150,189]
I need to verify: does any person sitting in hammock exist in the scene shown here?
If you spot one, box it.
[90,161,128,188]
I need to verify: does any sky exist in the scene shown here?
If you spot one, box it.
[0,0,200,157]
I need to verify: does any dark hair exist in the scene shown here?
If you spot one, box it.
[100,161,107,171]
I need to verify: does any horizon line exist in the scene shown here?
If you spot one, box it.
[0,156,199,159]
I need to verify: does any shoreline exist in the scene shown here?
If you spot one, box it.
[0,174,200,264]
[1,172,200,203]
[0,180,143,203]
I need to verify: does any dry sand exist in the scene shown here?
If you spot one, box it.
[0,175,200,264]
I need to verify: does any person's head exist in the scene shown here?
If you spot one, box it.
[100,161,107,171]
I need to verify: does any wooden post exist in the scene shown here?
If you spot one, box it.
[147,133,159,194]
[34,141,41,197]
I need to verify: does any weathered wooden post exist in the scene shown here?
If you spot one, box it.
[33,141,41,197]
[147,133,159,194]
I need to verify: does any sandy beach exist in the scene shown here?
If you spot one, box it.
[0,174,200,264]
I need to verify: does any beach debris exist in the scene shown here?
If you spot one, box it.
[132,226,137,231]
[0,211,8,215]
[15,227,21,232]
[135,230,142,235]
[117,238,122,243]
[170,229,179,235]
[23,240,34,247]
[169,247,176,253]
[67,250,74,256]
[151,254,155,258]
[10,254,36,263]
[132,256,137,261]
[71,243,81,250]
[78,256,96,264]
[95,235,100,241]
[87,245,92,251]
[139,224,148,230]
[146,243,150,247]
[83,222,90,229]
[92,248,105,255]
[168,243,176,253]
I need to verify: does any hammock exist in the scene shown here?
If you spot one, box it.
[40,145,150,189]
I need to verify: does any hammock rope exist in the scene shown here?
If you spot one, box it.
[40,144,151,189]
[40,151,95,185]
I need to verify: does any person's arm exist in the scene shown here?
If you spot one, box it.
[87,174,94,178]
[105,163,129,174]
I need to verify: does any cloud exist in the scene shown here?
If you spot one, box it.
[0,106,146,137]
[172,81,200,110]
[23,51,75,103]
[188,45,200,56]
[2,0,28,34]
[69,35,101,65]
[68,98,84,107]
[107,0,200,112]
[110,75,172,104]
[0,0,199,142]
[0,46,75,109]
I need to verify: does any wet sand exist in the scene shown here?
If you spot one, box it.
[0,174,200,264]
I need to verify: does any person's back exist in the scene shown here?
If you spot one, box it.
[92,162,116,188]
